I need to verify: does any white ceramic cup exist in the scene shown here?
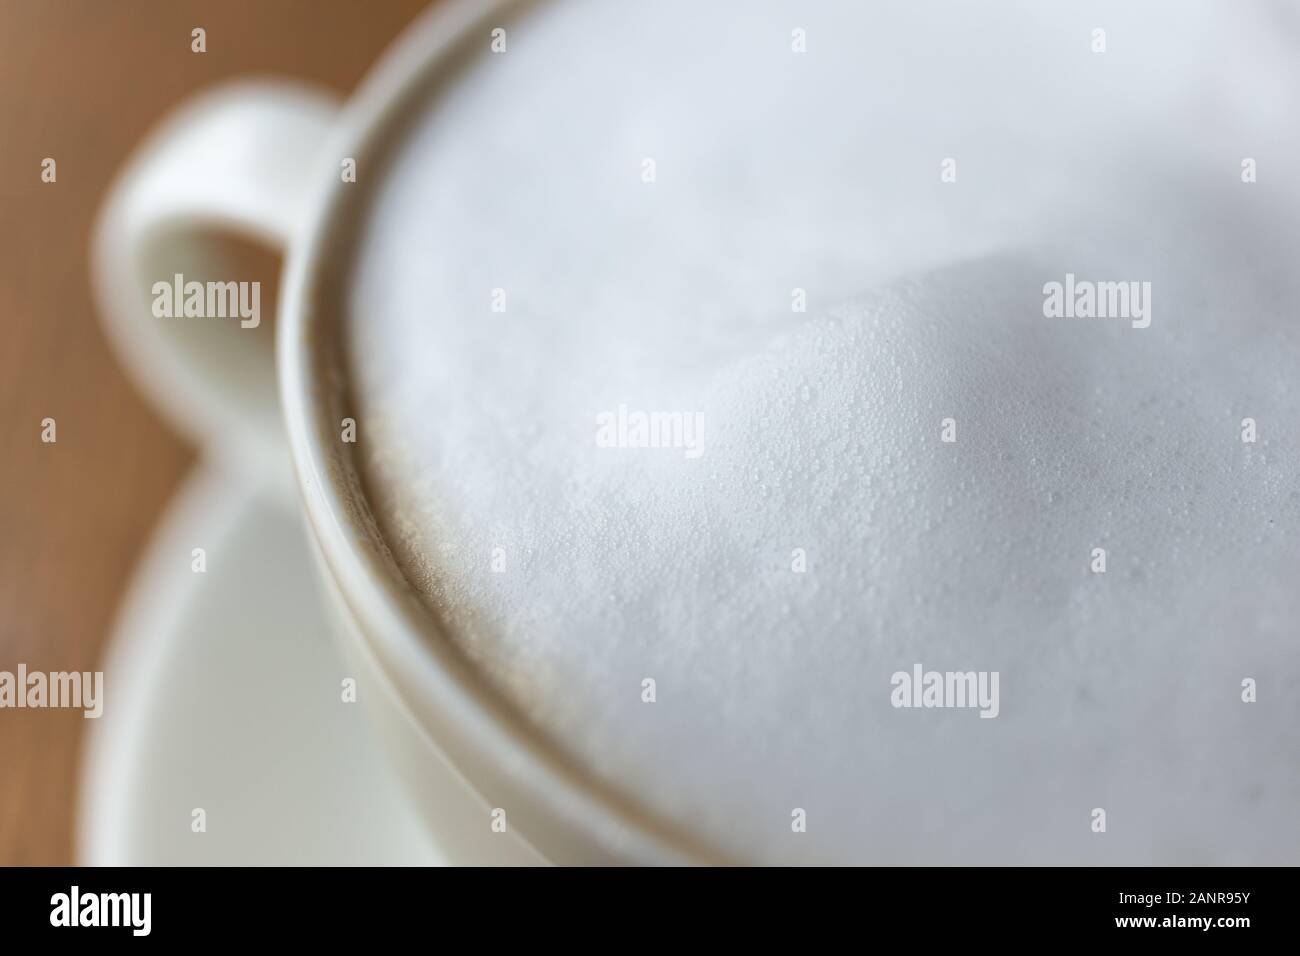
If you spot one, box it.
[93,0,711,866]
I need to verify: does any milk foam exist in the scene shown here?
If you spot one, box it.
[344,0,1300,862]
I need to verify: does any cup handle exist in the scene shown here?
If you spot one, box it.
[93,79,340,480]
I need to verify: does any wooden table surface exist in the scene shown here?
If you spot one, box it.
[0,0,429,865]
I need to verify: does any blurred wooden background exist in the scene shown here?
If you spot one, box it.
[0,0,429,865]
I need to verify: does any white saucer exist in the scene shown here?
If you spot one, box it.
[77,464,442,865]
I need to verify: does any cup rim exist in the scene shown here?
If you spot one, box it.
[277,0,718,864]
